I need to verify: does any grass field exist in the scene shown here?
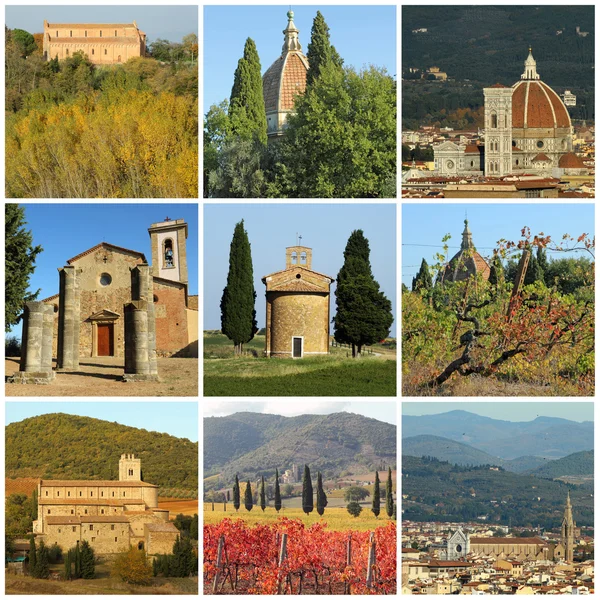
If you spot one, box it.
[204,333,396,396]
[203,505,394,532]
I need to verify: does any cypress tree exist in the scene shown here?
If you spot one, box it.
[64,550,72,580]
[31,488,38,522]
[5,204,43,332]
[244,481,253,511]
[260,476,266,511]
[333,230,394,356]
[229,38,267,144]
[386,466,394,518]
[372,471,381,518]
[233,475,241,512]
[36,541,50,579]
[274,469,282,512]
[306,11,343,87]
[28,536,37,576]
[524,248,544,286]
[489,253,504,286]
[302,465,313,515]
[80,540,95,579]
[190,513,198,540]
[152,557,158,577]
[74,542,81,579]
[220,220,258,354]
[171,536,183,576]
[537,246,548,283]
[412,258,433,291]
[316,471,328,516]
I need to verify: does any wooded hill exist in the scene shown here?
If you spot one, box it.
[204,412,396,486]
[402,455,593,528]
[527,450,594,479]
[6,413,198,490]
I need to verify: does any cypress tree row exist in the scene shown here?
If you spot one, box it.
[220,220,258,354]
[28,536,37,576]
[386,466,394,518]
[36,541,50,579]
[229,38,267,144]
[333,230,394,357]
[260,476,266,511]
[306,11,343,87]
[302,464,314,515]
[274,469,282,512]
[316,471,328,516]
[80,540,95,579]
[244,481,253,511]
[371,471,381,518]
[233,474,241,512]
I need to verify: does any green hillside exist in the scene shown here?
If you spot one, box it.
[528,450,594,479]
[204,412,396,486]
[402,455,593,528]
[6,413,198,490]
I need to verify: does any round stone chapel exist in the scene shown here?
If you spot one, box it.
[262,246,333,358]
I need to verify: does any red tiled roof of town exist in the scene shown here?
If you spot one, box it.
[533,153,551,162]
[464,145,484,153]
[471,537,547,545]
[559,152,586,168]
[427,560,473,567]
[67,242,146,265]
[512,81,570,128]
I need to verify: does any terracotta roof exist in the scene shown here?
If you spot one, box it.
[270,279,329,293]
[49,37,141,44]
[47,23,139,28]
[442,249,491,283]
[428,560,473,567]
[66,242,146,265]
[263,51,308,113]
[145,522,179,533]
[46,515,130,525]
[532,153,551,162]
[46,517,80,525]
[39,498,144,506]
[41,479,156,488]
[514,180,558,190]
[558,152,586,168]
[471,537,547,545]
[489,83,509,88]
[464,145,484,154]
[262,266,333,283]
[41,294,59,302]
[512,80,570,129]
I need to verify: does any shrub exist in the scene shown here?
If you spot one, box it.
[347,502,363,518]
[111,547,152,585]
[5,336,21,357]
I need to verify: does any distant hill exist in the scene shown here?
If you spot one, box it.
[204,412,396,486]
[402,435,548,473]
[402,411,593,459]
[402,455,593,528]
[6,413,198,490]
[527,450,594,479]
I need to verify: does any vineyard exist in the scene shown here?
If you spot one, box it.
[204,518,396,595]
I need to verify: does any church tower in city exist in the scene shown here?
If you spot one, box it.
[561,491,575,563]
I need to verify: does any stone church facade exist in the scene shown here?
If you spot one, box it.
[42,218,197,359]
[33,454,179,555]
[262,246,333,358]
[43,20,146,64]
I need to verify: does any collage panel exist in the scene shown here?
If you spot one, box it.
[203,400,397,594]
[203,203,396,397]
[5,401,199,593]
[402,203,594,397]
[5,4,198,199]
[401,402,594,594]
[5,203,199,396]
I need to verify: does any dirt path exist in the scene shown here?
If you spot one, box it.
[6,357,198,397]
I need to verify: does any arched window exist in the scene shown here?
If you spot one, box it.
[115,30,118,37]
[504,115,507,128]
[92,49,95,55]
[300,251,307,264]
[104,49,107,55]
[100,31,103,38]
[291,251,297,264]
[66,48,69,55]
[164,239,174,267]
[118,55,121,63]
[69,30,72,37]
[491,113,497,128]
[85,31,87,37]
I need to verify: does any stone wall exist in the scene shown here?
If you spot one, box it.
[154,280,189,354]
[44,521,130,554]
[144,524,180,555]
[40,484,150,501]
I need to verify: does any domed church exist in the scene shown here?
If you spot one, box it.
[435,49,582,178]
[262,11,309,139]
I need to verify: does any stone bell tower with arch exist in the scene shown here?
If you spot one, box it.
[148,218,188,285]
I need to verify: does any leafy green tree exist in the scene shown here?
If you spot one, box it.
[220,220,258,354]
[302,465,314,515]
[524,249,544,286]
[152,557,158,577]
[111,547,152,585]
[244,481,253,511]
[488,253,504,286]
[386,467,394,518]
[260,476,266,511]
[233,475,241,512]
[64,549,72,580]
[316,471,328,516]
[283,483,294,498]
[6,536,16,561]
[80,540,95,578]
[190,513,198,540]
[344,486,370,502]
[5,204,42,332]
[229,38,267,145]
[270,63,396,198]
[28,536,37,576]
[334,230,393,356]
[306,11,343,87]
[274,469,282,512]
[412,258,433,291]
[372,471,381,518]
[347,502,363,518]
[36,540,50,579]
[537,246,548,278]
[12,29,37,57]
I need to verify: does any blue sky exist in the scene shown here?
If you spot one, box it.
[402,402,594,423]
[203,5,397,113]
[5,5,198,44]
[204,400,396,425]
[6,401,199,442]
[402,203,595,288]
[7,203,198,337]
[204,203,397,337]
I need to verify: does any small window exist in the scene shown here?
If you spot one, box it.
[300,252,307,264]
[45,491,48,497]
[491,113,497,128]
[79,492,82,497]
[112,492,115,497]
[90,491,93,497]
[129,469,133,476]
[85,509,88,515]
[90,525,93,531]
[47,509,51,514]
[71,510,74,515]
[164,239,174,267]
[115,537,118,542]
[69,30,72,37]
[85,30,87,37]
[104,49,107,55]
[123,492,125,497]
[100,273,112,286]
[111,525,115,531]
[92,537,95,542]
[72,526,76,532]
[58,528,61,533]
[296,274,301,279]
[57,491,60,497]
[115,30,117,36]
[92,49,95,55]
[100,31,102,37]
[537,140,544,149]
[101,509,105,515]
[101,492,104,497]
[56,31,58,37]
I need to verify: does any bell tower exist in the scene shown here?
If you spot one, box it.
[119,453,141,481]
[285,246,312,269]
[483,84,513,177]
[561,491,575,563]
[148,218,188,284]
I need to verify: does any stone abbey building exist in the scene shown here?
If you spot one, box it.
[42,218,198,359]
[33,454,179,555]
[262,246,333,358]
[42,20,146,64]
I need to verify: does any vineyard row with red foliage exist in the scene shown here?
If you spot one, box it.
[204,517,397,595]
